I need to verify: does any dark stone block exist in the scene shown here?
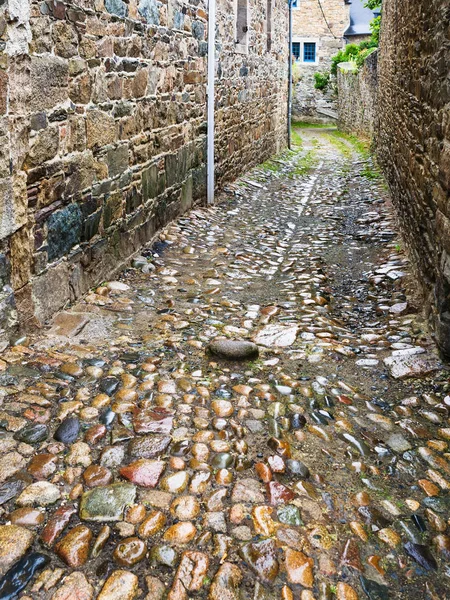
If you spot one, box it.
[82,211,102,242]
[192,21,205,40]
[199,41,208,57]
[47,204,83,261]
[126,187,142,214]
[142,164,158,201]
[165,145,189,188]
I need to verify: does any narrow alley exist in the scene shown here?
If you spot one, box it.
[0,128,448,600]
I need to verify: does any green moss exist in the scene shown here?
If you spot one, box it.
[291,128,303,148]
[291,149,317,178]
[325,133,352,158]
[331,130,371,157]
[292,121,335,129]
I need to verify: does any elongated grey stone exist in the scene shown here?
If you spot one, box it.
[207,340,259,360]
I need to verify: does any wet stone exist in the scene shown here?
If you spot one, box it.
[171,495,200,520]
[80,483,137,521]
[83,465,113,487]
[207,340,259,361]
[41,505,76,546]
[0,552,50,599]
[14,424,48,444]
[211,452,234,469]
[231,478,264,503]
[133,408,173,434]
[277,505,302,526]
[0,525,35,574]
[168,550,209,597]
[120,459,166,487]
[99,377,121,395]
[113,537,146,567]
[360,576,390,600]
[54,416,80,444]
[27,453,58,480]
[97,570,139,600]
[55,525,92,567]
[138,510,166,537]
[285,549,314,587]
[51,572,94,600]
[404,542,437,570]
[267,480,295,505]
[209,562,242,600]
[17,481,61,507]
[0,452,26,482]
[0,479,25,505]
[128,435,171,458]
[163,521,197,544]
[239,539,279,584]
[150,544,178,568]
[286,459,310,478]
[9,507,45,527]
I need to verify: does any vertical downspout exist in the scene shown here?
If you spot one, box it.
[207,0,216,205]
[287,0,293,149]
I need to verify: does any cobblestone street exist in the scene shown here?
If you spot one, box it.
[0,128,448,599]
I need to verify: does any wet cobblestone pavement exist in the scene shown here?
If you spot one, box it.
[0,128,449,599]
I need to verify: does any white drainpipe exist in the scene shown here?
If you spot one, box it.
[207,0,216,205]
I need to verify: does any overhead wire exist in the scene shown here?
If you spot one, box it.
[316,0,339,38]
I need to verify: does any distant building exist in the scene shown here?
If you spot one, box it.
[345,0,375,43]
[292,0,373,122]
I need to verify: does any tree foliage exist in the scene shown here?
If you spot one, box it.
[364,0,381,9]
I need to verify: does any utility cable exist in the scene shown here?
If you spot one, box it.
[316,0,338,38]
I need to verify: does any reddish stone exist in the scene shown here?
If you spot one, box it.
[55,524,92,567]
[27,453,58,480]
[266,481,295,505]
[133,408,173,434]
[83,465,113,488]
[9,508,45,527]
[341,538,363,571]
[120,460,166,487]
[337,395,353,406]
[85,424,107,444]
[255,462,272,483]
[23,407,51,423]
[41,505,76,546]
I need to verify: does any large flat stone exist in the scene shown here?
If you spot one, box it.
[383,352,442,379]
[254,324,298,348]
[79,483,136,521]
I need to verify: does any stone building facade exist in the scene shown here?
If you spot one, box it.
[291,0,350,121]
[377,0,450,357]
[0,0,288,346]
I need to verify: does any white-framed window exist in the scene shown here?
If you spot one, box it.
[291,38,319,65]
[292,0,299,9]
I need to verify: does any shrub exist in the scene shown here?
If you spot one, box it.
[314,72,330,91]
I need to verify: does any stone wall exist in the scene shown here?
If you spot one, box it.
[292,0,348,121]
[337,49,378,138]
[215,0,288,187]
[377,0,450,356]
[0,0,288,345]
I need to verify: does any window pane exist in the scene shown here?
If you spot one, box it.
[292,42,300,60]
[303,42,316,62]
[292,0,298,7]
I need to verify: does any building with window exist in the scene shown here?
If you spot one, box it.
[292,0,372,121]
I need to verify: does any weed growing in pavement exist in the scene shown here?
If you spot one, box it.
[291,128,304,148]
